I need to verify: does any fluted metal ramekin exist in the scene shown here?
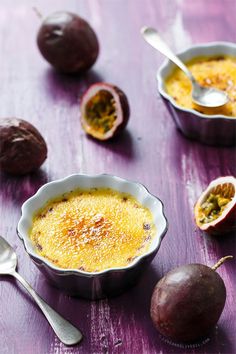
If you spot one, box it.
[157,42,236,146]
[17,174,168,300]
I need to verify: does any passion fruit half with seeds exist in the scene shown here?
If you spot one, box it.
[80,83,130,140]
[194,176,236,235]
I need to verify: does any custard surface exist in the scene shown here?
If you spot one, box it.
[165,56,236,117]
[30,188,156,272]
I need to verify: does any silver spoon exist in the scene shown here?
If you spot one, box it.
[141,26,229,108]
[0,235,83,346]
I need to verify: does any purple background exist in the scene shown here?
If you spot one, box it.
[0,0,235,353]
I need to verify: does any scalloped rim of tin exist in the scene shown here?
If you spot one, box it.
[17,174,168,277]
[157,41,236,120]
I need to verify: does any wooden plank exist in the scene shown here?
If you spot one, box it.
[0,0,235,353]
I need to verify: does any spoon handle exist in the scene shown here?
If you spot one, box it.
[141,26,196,83]
[12,271,83,346]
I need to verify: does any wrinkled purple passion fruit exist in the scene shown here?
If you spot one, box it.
[37,11,99,74]
[150,259,230,343]
[0,118,47,175]
[80,82,130,140]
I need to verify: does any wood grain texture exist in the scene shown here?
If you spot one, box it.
[0,0,235,353]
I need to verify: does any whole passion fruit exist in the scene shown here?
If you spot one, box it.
[194,176,236,235]
[80,83,130,140]
[150,256,232,343]
[0,118,47,175]
[37,11,99,74]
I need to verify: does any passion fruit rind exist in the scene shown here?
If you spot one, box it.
[81,83,130,141]
[111,85,130,134]
[200,205,236,235]
[150,263,227,342]
[37,12,99,74]
[195,176,236,235]
[0,118,47,175]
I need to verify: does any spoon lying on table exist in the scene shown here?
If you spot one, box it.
[0,235,83,346]
[141,26,229,108]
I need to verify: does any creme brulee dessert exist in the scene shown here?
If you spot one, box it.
[165,55,236,117]
[30,188,156,272]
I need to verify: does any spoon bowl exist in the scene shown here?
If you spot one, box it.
[191,83,228,108]
[0,236,17,274]
[141,26,229,108]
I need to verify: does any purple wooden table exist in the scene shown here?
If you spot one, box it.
[0,0,235,353]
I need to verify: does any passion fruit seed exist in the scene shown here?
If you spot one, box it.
[85,90,117,134]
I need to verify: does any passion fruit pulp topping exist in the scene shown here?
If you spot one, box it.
[81,83,130,141]
[85,90,116,134]
[195,177,236,235]
[199,193,232,224]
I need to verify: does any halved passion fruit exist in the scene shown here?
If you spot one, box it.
[195,176,236,235]
[80,83,130,140]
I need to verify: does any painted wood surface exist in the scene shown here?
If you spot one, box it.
[0,0,235,353]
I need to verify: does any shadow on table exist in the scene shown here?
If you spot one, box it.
[106,262,234,354]
[85,129,136,161]
[206,326,234,354]
[108,264,160,323]
[44,67,103,104]
[151,325,233,354]
[203,230,236,260]
[0,169,48,206]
